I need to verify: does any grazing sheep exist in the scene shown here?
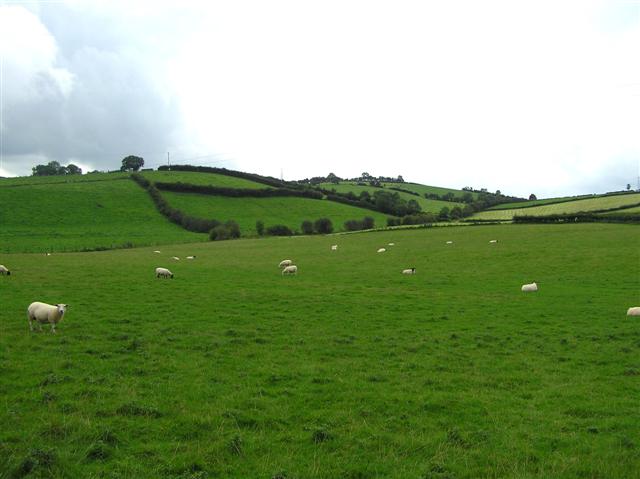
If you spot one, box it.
[279,259,293,268]
[489,240,498,244]
[282,265,298,275]
[388,243,395,246]
[171,256,180,260]
[331,245,338,251]
[377,248,386,253]
[27,302,68,333]
[155,267,174,279]
[186,256,196,259]
[0,265,10,275]
[627,307,640,316]
[153,250,161,254]
[402,268,416,275]
[446,241,453,245]
[521,282,538,292]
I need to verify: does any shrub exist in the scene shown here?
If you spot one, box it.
[209,221,241,241]
[266,224,293,236]
[387,217,401,227]
[362,216,375,229]
[314,218,333,234]
[256,220,265,236]
[301,220,314,235]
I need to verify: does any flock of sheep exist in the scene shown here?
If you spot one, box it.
[2,235,639,334]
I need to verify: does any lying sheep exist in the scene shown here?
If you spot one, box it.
[155,267,174,279]
[0,265,10,275]
[446,241,453,245]
[172,256,180,261]
[627,307,640,316]
[521,282,538,292]
[279,259,293,268]
[186,256,196,259]
[402,268,416,275]
[377,248,386,253]
[153,250,161,254]
[489,240,498,244]
[282,265,298,275]
[27,302,68,333]
[331,245,338,251]
[388,243,395,246]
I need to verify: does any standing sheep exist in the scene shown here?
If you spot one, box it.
[377,248,386,253]
[0,265,10,275]
[331,245,338,251]
[402,268,416,275]
[27,302,68,333]
[282,265,298,275]
[521,282,538,292]
[155,267,174,279]
[489,240,498,244]
[627,307,640,316]
[279,259,293,268]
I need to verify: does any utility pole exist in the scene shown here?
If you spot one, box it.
[167,152,170,170]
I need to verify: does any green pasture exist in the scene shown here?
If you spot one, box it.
[0,179,204,253]
[141,170,268,189]
[487,195,595,210]
[318,183,464,213]
[0,223,638,478]
[471,193,640,221]
[382,182,479,200]
[162,191,391,234]
[0,172,130,187]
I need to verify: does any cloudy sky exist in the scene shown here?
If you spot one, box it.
[1,0,638,197]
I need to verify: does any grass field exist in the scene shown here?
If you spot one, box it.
[0,172,130,187]
[162,191,392,234]
[471,193,640,221]
[0,179,205,253]
[318,183,465,213]
[0,223,638,478]
[487,195,596,210]
[140,171,268,189]
[381,182,479,200]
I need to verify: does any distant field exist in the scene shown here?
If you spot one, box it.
[0,224,638,477]
[599,205,640,215]
[471,193,640,220]
[488,194,596,210]
[141,170,268,189]
[0,179,204,253]
[0,171,130,187]
[162,191,391,234]
[318,182,465,213]
[382,182,479,199]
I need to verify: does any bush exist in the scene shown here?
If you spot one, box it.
[362,216,375,229]
[266,224,293,236]
[256,220,265,236]
[344,216,376,231]
[301,220,314,235]
[387,217,401,227]
[314,218,333,234]
[209,221,241,241]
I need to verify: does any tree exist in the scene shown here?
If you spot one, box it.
[326,172,341,184]
[32,161,64,176]
[256,220,265,236]
[314,218,333,234]
[301,220,314,235]
[362,216,375,229]
[397,175,404,183]
[627,184,631,191]
[66,163,82,175]
[450,206,463,220]
[529,193,537,201]
[438,207,450,221]
[120,155,144,172]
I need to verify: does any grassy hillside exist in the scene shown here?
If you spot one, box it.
[141,170,267,189]
[382,181,479,199]
[0,179,205,253]
[162,191,391,234]
[0,171,130,187]
[471,193,640,221]
[318,182,465,212]
[0,224,638,477]
[487,194,595,210]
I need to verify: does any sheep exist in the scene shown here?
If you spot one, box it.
[388,243,395,246]
[331,245,338,251]
[27,302,68,333]
[377,248,386,253]
[521,282,538,292]
[282,265,298,275]
[279,259,293,268]
[186,256,196,259]
[627,307,640,316]
[155,267,174,279]
[402,268,416,275]
[171,256,180,260]
[0,265,10,276]
[446,241,453,245]
[153,250,161,254]
[489,240,498,244]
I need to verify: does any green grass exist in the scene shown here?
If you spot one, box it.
[488,194,600,210]
[140,170,269,189]
[0,171,130,187]
[0,223,638,478]
[471,193,640,220]
[599,205,640,215]
[382,182,479,199]
[162,191,391,234]
[318,183,465,213]
[0,179,205,253]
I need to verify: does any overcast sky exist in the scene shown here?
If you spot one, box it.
[1,0,638,197]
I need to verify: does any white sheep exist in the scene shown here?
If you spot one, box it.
[489,240,498,244]
[282,265,298,275]
[377,248,386,253]
[402,268,416,275]
[446,241,453,245]
[155,267,174,279]
[0,265,10,276]
[279,259,293,268]
[153,250,161,254]
[627,307,640,316]
[186,256,196,259]
[27,302,68,333]
[331,245,338,251]
[171,256,180,261]
[388,243,395,246]
[521,282,538,292]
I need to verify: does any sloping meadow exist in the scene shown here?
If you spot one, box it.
[0,224,638,477]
